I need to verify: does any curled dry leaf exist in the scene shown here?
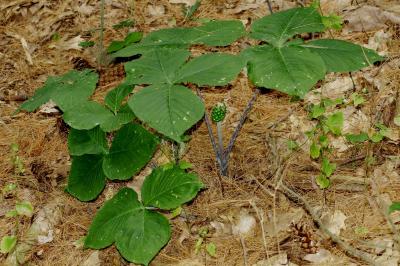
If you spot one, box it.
[82,251,101,266]
[148,5,165,17]
[264,208,304,237]
[344,6,400,32]
[365,30,391,56]
[320,210,347,236]
[305,77,353,104]
[49,35,84,51]
[320,0,351,13]
[232,210,256,236]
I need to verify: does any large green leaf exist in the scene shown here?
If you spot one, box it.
[68,127,108,156]
[124,48,190,85]
[141,166,204,210]
[112,20,245,58]
[176,53,245,86]
[189,20,245,46]
[67,155,106,201]
[302,39,384,72]
[250,7,324,47]
[102,123,159,180]
[20,69,98,112]
[128,84,205,142]
[63,101,114,130]
[100,104,135,132]
[85,188,170,265]
[105,83,134,113]
[244,45,326,97]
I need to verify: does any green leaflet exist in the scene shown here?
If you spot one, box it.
[85,188,170,266]
[68,127,108,156]
[250,7,324,47]
[325,112,344,135]
[141,166,204,210]
[67,155,106,201]
[243,45,326,97]
[103,123,159,180]
[63,101,114,130]
[176,53,245,86]
[128,84,204,142]
[19,69,98,112]
[125,48,191,85]
[302,39,384,72]
[100,104,135,132]
[113,20,245,57]
[107,32,143,53]
[105,83,135,113]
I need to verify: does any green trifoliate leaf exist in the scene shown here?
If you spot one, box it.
[244,45,326,97]
[15,201,34,217]
[85,188,170,266]
[67,154,106,201]
[211,103,227,123]
[389,202,400,214]
[128,84,205,142]
[68,127,108,156]
[321,157,336,177]
[345,133,369,143]
[176,53,244,86]
[19,69,98,112]
[302,39,384,72]
[63,101,114,130]
[1,235,17,254]
[103,123,159,180]
[105,83,134,113]
[325,112,343,135]
[250,7,324,47]
[141,166,204,210]
[191,20,245,46]
[100,104,135,132]
[124,48,190,85]
[310,142,321,159]
[316,174,330,189]
[310,104,326,118]
[112,20,245,58]
[322,14,343,30]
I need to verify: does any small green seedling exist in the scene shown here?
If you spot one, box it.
[194,227,217,257]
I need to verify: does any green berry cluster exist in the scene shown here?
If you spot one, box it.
[211,103,227,123]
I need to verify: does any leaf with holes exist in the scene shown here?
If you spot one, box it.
[67,154,106,201]
[243,45,326,97]
[302,39,383,72]
[85,188,170,265]
[141,166,204,210]
[128,84,204,142]
[102,123,159,180]
[176,53,245,86]
[250,7,324,47]
[68,127,108,156]
[19,69,98,112]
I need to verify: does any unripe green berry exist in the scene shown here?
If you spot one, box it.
[211,103,227,123]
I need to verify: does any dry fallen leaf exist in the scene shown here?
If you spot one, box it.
[232,209,256,236]
[82,251,101,266]
[169,0,197,6]
[253,253,298,266]
[148,5,165,17]
[321,210,347,236]
[264,208,304,237]
[344,6,400,32]
[49,35,84,51]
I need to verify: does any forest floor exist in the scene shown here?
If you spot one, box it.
[1,0,400,265]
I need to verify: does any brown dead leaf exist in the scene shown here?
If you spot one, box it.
[344,6,400,32]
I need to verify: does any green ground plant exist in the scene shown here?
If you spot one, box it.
[18,4,383,265]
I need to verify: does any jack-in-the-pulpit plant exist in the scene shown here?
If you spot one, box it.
[18,4,383,265]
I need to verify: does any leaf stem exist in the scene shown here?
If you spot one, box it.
[98,0,106,68]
